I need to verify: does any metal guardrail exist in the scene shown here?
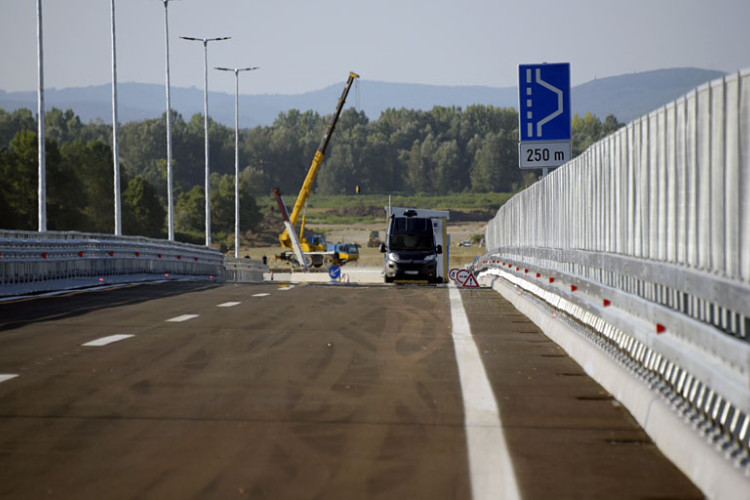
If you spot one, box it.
[481,69,750,471]
[0,230,225,287]
[223,257,268,282]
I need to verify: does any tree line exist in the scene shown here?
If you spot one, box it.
[0,105,622,242]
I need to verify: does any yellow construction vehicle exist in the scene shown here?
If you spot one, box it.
[277,71,360,268]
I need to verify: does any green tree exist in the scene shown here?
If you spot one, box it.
[123,176,165,238]
[175,185,204,236]
[470,130,520,192]
[434,140,463,193]
[61,139,114,233]
[209,173,261,235]
[0,108,35,148]
[0,130,80,230]
[572,112,623,156]
[0,130,38,229]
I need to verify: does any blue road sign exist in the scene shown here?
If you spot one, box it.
[328,264,341,280]
[519,63,571,142]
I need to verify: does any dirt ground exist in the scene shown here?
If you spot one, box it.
[238,220,488,270]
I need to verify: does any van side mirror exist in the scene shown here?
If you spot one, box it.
[379,243,386,253]
[436,244,443,255]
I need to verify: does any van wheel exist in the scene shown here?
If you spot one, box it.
[385,276,393,283]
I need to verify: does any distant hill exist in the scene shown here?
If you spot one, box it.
[0,68,726,127]
[570,68,725,123]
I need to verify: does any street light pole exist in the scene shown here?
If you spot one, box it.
[215,66,258,258]
[36,0,46,232]
[110,0,122,235]
[161,0,176,241]
[180,36,230,247]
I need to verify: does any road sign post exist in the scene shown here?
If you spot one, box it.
[518,63,572,171]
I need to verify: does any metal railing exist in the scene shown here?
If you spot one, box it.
[0,230,225,289]
[480,69,750,471]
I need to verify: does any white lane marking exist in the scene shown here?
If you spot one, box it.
[448,285,520,500]
[0,374,19,384]
[166,314,199,322]
[277,286,294,291]
[252,293,270,298]
[217,301,241,307]
[83,334,134,347]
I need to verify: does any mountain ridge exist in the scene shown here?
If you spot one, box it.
[0,67,726,128]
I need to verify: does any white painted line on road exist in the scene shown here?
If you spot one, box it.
[217,301,241,307]
[251,293,270,297]
[448,285,520,500]
[166,314,199,322]
[83,334,134,347]
[277,286,294,291]
[0,374,19,384]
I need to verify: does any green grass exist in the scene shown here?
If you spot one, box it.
[262,192,514,224]
[308,192,514,211]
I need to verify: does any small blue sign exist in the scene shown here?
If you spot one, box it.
[519,63,571,142]
[328,265,341,280]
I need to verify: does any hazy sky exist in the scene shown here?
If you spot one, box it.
[2,0,749,96]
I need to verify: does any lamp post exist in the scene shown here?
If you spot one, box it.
[110,0,121,235]
[36,0,46,232]
[215,66,258,258]
[180,36,230,247]
[160,0,177,241]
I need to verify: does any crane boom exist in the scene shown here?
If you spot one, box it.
[279,71,359,248]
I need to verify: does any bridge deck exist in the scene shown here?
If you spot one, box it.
[0,282,700,498]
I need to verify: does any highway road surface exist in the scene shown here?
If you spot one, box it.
[0,281,701,499]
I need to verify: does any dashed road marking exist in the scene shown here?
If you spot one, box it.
[251,293,270,298]
[217,301,241,307]
[83,334,135,347]
[166,314,199,322]
[0,374,19,384]
[448,285,520,500]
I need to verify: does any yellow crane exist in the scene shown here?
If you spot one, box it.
[277,71,360,266]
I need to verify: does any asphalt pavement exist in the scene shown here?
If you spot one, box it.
[0,281,701,499]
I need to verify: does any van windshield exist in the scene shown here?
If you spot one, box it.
[388,217,435,252]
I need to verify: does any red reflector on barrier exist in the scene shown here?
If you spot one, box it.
[157,254,162,258]
[656,324,667,334]
[135,252,140,257]
[524,269,529,274]
[571,285,578,292]
[42,252,47,259]
[78,251,84,257]
[536,273,541,278]
[603,299,612,307]
[109,251,114,257]
[549,277,555,283]
[194,257,199,262]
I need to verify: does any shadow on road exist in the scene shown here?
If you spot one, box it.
[0,281,221,332]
